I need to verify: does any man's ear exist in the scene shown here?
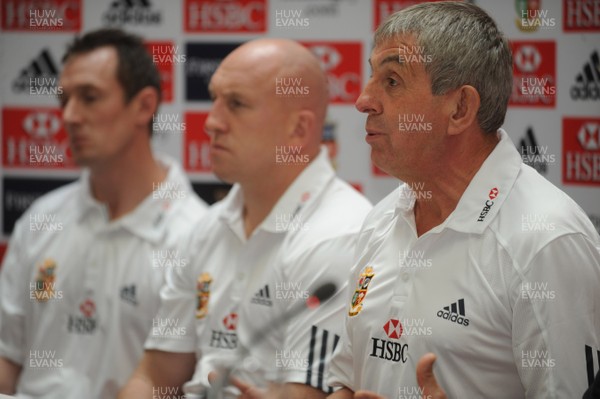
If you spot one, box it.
[447,85,480,136]
[133,86,159,129]
[290,109,316,146]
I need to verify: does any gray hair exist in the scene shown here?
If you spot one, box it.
[375,1,512,134]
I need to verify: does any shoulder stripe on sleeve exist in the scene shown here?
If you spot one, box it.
[305,325,340,392]
[585,344,600,386]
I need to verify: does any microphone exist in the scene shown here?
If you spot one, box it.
[248,281,337,346]
[206,282,338,399]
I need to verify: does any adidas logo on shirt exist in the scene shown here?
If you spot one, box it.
[250,284,273,306]
[12,49,59,94]
[436,298,470,326]
[120,284,138,306]
[571,50,600,100]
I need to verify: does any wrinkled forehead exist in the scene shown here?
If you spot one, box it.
[369,37,423,77]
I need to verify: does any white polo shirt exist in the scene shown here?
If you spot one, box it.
[0,156,208,399]
[328,130,600,399]
[145,148,372,398]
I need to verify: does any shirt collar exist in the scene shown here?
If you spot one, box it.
[395,129,522,235]
[218,146,336,236]
[76,155,194,243]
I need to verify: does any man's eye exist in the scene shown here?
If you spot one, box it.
[387,78,398,87]
[229,99,243,109]
[82,94,97,103]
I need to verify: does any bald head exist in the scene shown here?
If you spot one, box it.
[219,38,329,133]
[205,39,331,186]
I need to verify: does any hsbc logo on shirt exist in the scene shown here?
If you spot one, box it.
[510,41,556,107]
[2,107,75,169]
[209,312,238,349]
[302,42,362,104]
[68,299,97,334]
[2,0,81,32]
[184,0,266,33]
[477,188,498,222]
[562,118,600,186]
[369,318,408,363]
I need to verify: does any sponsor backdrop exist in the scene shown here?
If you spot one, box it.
[0,0,599,260]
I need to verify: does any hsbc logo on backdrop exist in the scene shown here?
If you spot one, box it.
[578,124,600,150]
[510,41,556,107]
[563,0,600,32]
[514,45,541,73]
[2,107,75,169]
[302,42,362,104]
[23,112,61,138]
[563,118,600,186]
[184,112,212,173]
[184,0,266,33]
[145,41,176,103]
[1,0,81,31]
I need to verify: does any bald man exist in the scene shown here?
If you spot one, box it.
[119,39,371,399]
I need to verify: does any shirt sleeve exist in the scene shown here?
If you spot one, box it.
[0,217,30,365]
[326,223,378,392]
[144,243,198,354]
[511,233,600,398]
[326,265,357,392]
[275,234,358,394]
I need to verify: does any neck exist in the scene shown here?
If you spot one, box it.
[412,132,499,236]
[241,144,321,238]
[89,143,167,220]
[241,165,304,238]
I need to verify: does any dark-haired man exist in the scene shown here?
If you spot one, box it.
[328,2,600,398]
[0,28,207,398]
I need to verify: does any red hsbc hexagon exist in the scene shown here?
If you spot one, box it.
[509,41,556,108]
[489,187,499,200]
[223,312,238,331]
[2,107,76,169]
[383,318,403,339]
[302,42,362,104]
[563,117,600,186]
[80,299,96,318]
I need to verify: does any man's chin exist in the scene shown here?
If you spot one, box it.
[211,168,236,185]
